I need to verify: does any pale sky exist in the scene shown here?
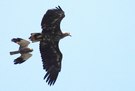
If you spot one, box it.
[0,0,135,91]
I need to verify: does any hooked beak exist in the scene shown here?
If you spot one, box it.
[66,32,71,37]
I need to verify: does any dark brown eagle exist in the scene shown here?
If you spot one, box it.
[29,6,71,86]
[10,38,33,64]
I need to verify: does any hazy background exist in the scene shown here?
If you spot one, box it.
[0,0,135,91]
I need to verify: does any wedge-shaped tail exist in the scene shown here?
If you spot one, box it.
[29,33,43,43]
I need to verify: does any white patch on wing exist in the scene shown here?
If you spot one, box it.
[21,53,32,60]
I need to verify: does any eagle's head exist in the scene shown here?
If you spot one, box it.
[62,32,71,39]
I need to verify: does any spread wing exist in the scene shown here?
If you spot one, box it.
[40,40,62,86]
[14,53,32,64]
[41,6,65,35]
[12,38,30,48]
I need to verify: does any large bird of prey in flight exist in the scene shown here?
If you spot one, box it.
[10,38,33,64]
[29,6,71,86]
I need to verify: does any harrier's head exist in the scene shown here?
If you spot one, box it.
[11,38,23,43]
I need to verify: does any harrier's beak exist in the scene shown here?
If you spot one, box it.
[16,42,19,44]
[30,49,33,51]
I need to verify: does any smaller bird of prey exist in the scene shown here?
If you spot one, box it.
[10,38,33,64]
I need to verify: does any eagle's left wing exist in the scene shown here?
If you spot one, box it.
[40,40,62,86]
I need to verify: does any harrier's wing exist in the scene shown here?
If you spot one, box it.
[40,40,62,86]
[14,53,32,64]
[11,38,30,48]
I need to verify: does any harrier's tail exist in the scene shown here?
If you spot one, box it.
[10,51,20,55]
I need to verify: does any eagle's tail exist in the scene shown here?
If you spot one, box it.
[29,33,43,43]
[10,51,20,55]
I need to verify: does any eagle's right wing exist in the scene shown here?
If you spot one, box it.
[41,6,65,35]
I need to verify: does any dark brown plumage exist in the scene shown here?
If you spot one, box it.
[29,6,71,86]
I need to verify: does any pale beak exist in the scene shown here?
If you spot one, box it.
[69,34,72,37]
